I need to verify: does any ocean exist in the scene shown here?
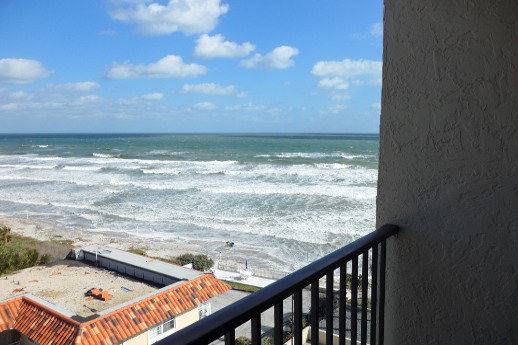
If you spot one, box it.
[0,133,378,274]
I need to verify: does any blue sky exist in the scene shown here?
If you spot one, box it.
[0,0,383,133]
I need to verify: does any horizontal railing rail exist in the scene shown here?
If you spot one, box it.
[155,224,399,345]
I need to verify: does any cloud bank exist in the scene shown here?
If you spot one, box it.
[194,34,255,58]
[181,82,237,95]
[241,46,299,70]
[109,0,229,35]
[107,55,207,79]
[0,58,53,84]
[311,58,382,80]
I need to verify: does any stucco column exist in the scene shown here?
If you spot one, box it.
[377,1,518,343]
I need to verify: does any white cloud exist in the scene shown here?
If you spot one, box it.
[371,22,383,36]
[181,82,236,95]
[107,55,207,79]
[53,82,100,92]
[371,102,381,111]
[75,95,101,104]
[311,58,382,79]
[322,104,347,115]
[140,93,164,100]
[0,103,18,110]
[240,46,299,70]
[195,34,255,58]
[351,22,383,39]
[193,102,217,110]
[312,58,381,99]
[109,0,229,35]
[330,104,346,114]
[0,58,53,84]
[317,77,349,90]
[9,91,30,99]
[331,92,351,101]
[225,103,266,112]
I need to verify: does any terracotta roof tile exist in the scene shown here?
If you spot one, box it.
[79,274,230,344]
[0,297,21,332]
[9,297,80,345]
[0,274,230,345]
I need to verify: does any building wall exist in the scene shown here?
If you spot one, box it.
[82,252,177,285]
[124,331,147,345]
[377,0,518,344]
[176,308,199,331]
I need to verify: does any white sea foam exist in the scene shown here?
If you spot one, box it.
[0,136,379,272]
[92,152,120,158]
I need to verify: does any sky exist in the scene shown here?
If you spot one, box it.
[0,0,383,133]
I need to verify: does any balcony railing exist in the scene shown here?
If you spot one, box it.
[156,224,399,345]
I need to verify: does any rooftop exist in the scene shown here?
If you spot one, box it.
[0,260,157,318]
[0,246,231,345]
[78,244,203,281]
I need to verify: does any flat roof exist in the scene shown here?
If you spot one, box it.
[0,260,157,318]
[79,244,204,281]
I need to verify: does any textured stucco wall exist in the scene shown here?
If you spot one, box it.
[176,308,199,331]
[377,0,518,343]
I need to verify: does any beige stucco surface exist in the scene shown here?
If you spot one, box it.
[377,0,518,343]
[124,331,147,345]
[176,308,200,331]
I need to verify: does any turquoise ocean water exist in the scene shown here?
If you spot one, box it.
[0,133,378,273]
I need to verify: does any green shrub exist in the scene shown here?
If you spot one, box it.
[128,247,147,256]
[261,337,274,345]
[235,336,252,345]
[39,254,52,264]
[172,253,214,271]
[0,226,12,244]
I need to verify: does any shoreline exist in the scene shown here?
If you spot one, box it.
[0,216,291,279]
[0,216,210,262]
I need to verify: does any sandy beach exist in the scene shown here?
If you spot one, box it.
[0,216,289,280]
[0,216,206,262]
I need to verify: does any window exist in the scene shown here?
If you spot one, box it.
[148,318,176,344]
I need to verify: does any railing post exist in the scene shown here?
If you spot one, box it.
[351,256,358,344]
[293,291,303,345]
[274,302,283,345]
[225,329,235,345]
[379,239,387,345]
[251,316,261,345]
[339,264,347,345]
[326,272,334,345]
[370,244,379,345]
[361,251,369,344]
[311,282,319,345]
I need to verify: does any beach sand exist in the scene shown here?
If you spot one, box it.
[0,217,205,262]
[0,216,289,279]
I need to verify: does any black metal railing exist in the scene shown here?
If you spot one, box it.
[156,224,399,345]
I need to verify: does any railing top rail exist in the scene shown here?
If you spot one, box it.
[155,223,399,345]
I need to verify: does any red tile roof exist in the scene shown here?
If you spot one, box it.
[0,274,230,345]
[14,298,80,345]
[0,297,21,332]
